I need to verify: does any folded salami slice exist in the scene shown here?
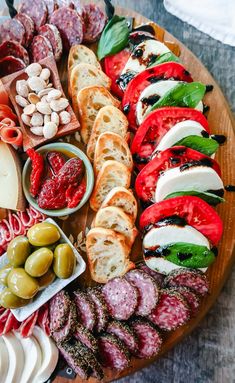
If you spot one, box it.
[170,287,201,317]
[38,24,63,62]
[139,263,165,287]
[125,270,159,316]
[102,277,138,321]
[0,41,29,65]
[76,340,104,380]
[18,209,35,228]
[98,333,130,371]
[8,212,24,236]
[58,340,89,380]
[28,205,46,221]
[44,0,56,16]
[0,18,25,46]
[2,312,20,335]
[73,290,96,331]
[18,0,48,31]
[15,13,35,47]
[148,289,190,331]
[29,35,53,63]
[106,321,138,354]
[37,303,50,336]
[52,302,77,343]
[0,56,26,77]
[87,288,109,332]
[164,269,209,296]
[19,310,39,338]
[82,4,106,43]
[130,319,162,358]
[74,323,98,353]
[49,290,71,332]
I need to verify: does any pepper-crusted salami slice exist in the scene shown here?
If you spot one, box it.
[73,290,96,331]
[125,270,159,316]
[164,269,209,296]
[139,263,165,287]
[0,18,25,46]
[74,323,98,353]
[148,289,190,331]
[0,56,26,77]
[29,35,53,63]
[18,0,48,31]
[0,41,29,65]
[38,24,63,61]
[15,13,35,47]
[58,340,89,380]
[82,4,106,43]
[76,340,104,380]
[49,6,83,51]
[44,0,56,16]
[87,288,109,332]
[102,277,138,320]
[106,321,138,354]
[170,287,200,317]
[130,319,162,358]
[52,303,77,343]
[49,290,71,332]
[98,333,130,370]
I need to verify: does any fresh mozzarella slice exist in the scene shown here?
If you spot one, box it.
[2,332,24,383]
[121,39,170,78]
[145,255,207,274]
[155,166,224,202]
[32,326,58,383]
[136,80,203,124]
[0,337,9,383]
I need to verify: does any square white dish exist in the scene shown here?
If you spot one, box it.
[0,218,86,322]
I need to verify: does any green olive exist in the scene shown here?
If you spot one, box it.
[7,268,39,299]
[0,264,13,286]
[53,243,76,279]
[7,236,31,267]
[37,269,56,290]
[27,222,60,247]
[25,248,54,277]
[0,288,31,309]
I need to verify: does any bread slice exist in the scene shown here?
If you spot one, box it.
[86,227,135,283]
[76,86,120,144]
[87,106,129,161]
[93,206,138,247]
[90,160,131,211]
[93,132,133,175]
[101,187,138,224]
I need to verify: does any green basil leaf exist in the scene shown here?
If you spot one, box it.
[148,52,180,68]
[164,190,225,206]
[150,82,206,111]
[174,135,219,156]
[97,15,129,60]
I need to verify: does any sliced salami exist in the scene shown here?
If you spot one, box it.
[102,277,138,321]
[148,289,190,331]
[0,41,29,65]
[125,270,159,316]
[82,4,106,43]
[0,18,25,46]
[164,269,209,296]
[87,288,109,332]
[170,287,200,317]
[44,0,56,16]
[58,340,89,380]
[49,290,71,331]
[29,35,53,62]
[15,13,35,47]
[139,263,165,287]
[73,290,96,331]
[49,6,83,51]
[19,310,39,338]
[0,56,26,77]
[8,212,25,236]
[18,0,48,31]
[52,302,77,343]
[38,24,63,61]
[74,323,98,353]
[37,303,50,336]
[76,340,104,380]
[130,319,162,359]
[98,333,130,371]
[106,320,138,354]
[2,312,20,335]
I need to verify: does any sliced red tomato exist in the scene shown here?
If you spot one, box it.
[122,62,193,131]
[135,146,221,202]
[131,107,210,168]
[103,48,131,99]
[139,196,223,245]
[0,104,17,123]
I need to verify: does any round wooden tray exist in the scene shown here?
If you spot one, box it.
[55,6,235,383]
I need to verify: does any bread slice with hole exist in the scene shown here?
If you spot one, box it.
[100,187,138,224]
[90,160,131,211]
[87,106,129,161]
[86,227,135,283]
[93,132,133,175]
[76,86,120,144]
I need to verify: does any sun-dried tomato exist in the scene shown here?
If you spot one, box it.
[47,151,66,175]
[57,158,84,186]
[37,178,67,210]
[26,148,44,198]
[66,179,86,208]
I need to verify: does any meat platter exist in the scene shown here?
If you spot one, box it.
[0,1,235,383]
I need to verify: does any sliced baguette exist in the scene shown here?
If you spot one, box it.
[93,206,138,247]
[93,132,133,175]
[100,187,138,224]
[90,160,131,211]
[86,227,135,283]
[87,105,129,161]
[76,86,120,144]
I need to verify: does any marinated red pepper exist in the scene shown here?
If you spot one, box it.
[26,148,44,198]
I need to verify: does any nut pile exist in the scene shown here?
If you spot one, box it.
[15,63,71,139]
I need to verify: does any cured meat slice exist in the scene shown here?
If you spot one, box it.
[98,334,130,370]
[74,323,98,353]
[19,310,39,338]
[0,126,23,146]
[125,270,159,316]
[52,303,77,343]
[49,290,71,331]
[148,289,190,331]
[106,321,138,354]
[49,6,83,51]
[37,303,50,336]
[0,56,26,77]
[82,4,106,43]
[1,219,13,242]
[8,212,24,236]
[18,210,35,228]
[0,41,29,65]
[15,13,35,47]
[38,24,63,61]
[44,0,56,16]
[139,263,165,287]
[0,18,25,46]
[130,319,162,358]
[18,0,48,31]
[29,35,53,62]
[1,312,19,335]
[58,340,89,379]
[73,290,96,331]
[170,287,200,317]
[28,205,45,221]
[102,277,138,321]
[163,269,209,296]
[76,340,104,380]
[87,288,108,332]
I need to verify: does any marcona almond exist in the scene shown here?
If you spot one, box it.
[51,112,60,126]
[47,89,62,102]
[28,76,46,93]
[21,113,31,126]
[38,88,55,98]
[16,80,29,97]
[28,93,40,104]
[15,95,29,108]
[25,63,42,77]
[30,112,43,127]
[40,67,50,81]
[30,126,44,136]
[23,104,36,115]
[36,101,52,115]
[50,98,69,112]
[43,122,58,139]
[44,114,51,124]
[59,110,71,125]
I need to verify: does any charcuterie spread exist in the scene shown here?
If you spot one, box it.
[0,1,234,382]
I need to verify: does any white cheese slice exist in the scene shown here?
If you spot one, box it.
[0,337,9,382]
[2,332,24,383]
[155,165,224,202]
[145,256,207,274]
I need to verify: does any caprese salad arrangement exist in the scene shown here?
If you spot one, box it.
[0,1,234,382]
